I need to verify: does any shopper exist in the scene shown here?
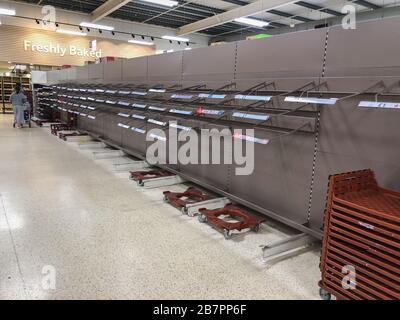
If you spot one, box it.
[9,83,28,129]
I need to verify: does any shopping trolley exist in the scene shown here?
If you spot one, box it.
[13,102,32,128]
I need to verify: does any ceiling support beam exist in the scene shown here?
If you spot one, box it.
[353,0,381,10]
[177,0,297,35]
[91,0,131,22]
[295,1,343,17]
[268,9,313,22]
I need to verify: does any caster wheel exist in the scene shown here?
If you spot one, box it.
[319,288,331,300]
[181,207,188,215]
[198,214,206,223]
[223,229,232,240]
[252,224,260,233]
[163,195,169,203]
[139,181,144,187]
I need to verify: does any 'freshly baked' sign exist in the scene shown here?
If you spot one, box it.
[23,40,102,58]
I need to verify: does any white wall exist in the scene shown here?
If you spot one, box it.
[0,0,209,51]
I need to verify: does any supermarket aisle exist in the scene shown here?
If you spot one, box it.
[0,114,320,299]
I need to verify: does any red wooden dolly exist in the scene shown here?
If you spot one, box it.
[51,123,71,135]
[163,187,211,214]
[58,132,87,141]
[130,169,173,186]
[198,204,265,239]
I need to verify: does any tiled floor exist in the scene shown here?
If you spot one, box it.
[0,114,321,299]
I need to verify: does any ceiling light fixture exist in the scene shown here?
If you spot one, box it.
[0,8,16,16]
[128,39,154,46]
[162,35,189,42]
[79,22,114,31]
[141,0,178,7]
[234,17,269,28]
[56,29,87,36]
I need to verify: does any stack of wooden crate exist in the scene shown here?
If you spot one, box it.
[319,169,400,300]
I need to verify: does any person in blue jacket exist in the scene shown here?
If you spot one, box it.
[9,83,28,129]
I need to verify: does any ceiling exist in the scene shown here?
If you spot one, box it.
[13,0,399,37]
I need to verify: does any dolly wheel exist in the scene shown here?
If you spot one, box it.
[181,207,188,215]
[198,214,207,223]
[319,288,332,300]
[163,195,169,203]
[223,229,232,240]
[252,224,260,233]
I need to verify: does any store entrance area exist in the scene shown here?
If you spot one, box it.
[0,114,320,300]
